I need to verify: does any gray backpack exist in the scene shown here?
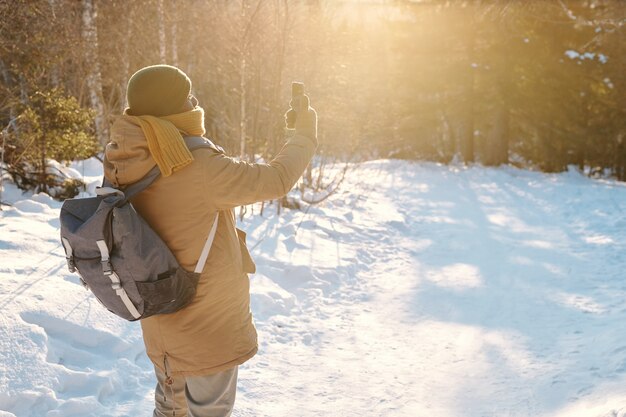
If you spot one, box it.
[59,136,221,321]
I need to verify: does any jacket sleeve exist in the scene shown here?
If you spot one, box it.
[201,134,317,210]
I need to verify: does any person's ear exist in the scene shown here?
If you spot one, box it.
[178,94,197,113]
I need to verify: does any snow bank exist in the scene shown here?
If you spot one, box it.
[2,159,626,416]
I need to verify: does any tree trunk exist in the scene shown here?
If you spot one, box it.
[39,122,47,193]
[0,59,18,138]
[158,0,167,63]
[250,64,262,158]
[270,0,289,155]
[614,139,624,180]
[486,102,509,166]
[0,133,4,208]
[170,4,179,66]
[460,6,476,163]
[485,34,510,166]
[82,0,109,146]
[576,93,588,171]
[239,0,247,160]
[239,56,247,159]
[118,4,134,114]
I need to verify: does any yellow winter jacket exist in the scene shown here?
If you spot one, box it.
[103,115,317,376]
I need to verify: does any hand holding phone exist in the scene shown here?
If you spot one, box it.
[286,82,305,129]
[284,81,317,143]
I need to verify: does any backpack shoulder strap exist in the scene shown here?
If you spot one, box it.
[120,165,161,200]
[103,136,224,200]
[184,136,225,154]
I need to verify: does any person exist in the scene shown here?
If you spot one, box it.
[103,64,318,417]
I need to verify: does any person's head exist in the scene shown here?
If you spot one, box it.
[126,64,196,116]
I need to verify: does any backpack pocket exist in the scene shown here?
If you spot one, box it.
[136,268,200,317]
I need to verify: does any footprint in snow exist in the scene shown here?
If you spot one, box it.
[19,311,132,371]
[282,235,307,252]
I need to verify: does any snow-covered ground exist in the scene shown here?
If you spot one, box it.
[1,159,626,417]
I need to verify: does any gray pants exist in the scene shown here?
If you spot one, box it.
[153,365,238,417]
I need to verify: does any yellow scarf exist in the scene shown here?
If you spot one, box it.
[124,107,206,177]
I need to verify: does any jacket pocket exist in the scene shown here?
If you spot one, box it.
[136,268,200,317]
[236,228,256,274]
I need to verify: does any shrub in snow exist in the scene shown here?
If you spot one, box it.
[2,88,99,198]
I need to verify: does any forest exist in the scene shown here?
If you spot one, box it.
[0,0,624,201]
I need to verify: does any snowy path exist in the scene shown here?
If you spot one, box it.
[1,160,626,416]
[238,162,626,417]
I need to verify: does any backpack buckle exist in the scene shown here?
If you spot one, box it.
[66,257,76,273]
[61,238,76,273]
[101,259,113,276]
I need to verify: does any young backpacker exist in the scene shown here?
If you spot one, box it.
[59,136,220,321]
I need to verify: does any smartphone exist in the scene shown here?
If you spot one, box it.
[292,82,304,97]
[286,82,304,129]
